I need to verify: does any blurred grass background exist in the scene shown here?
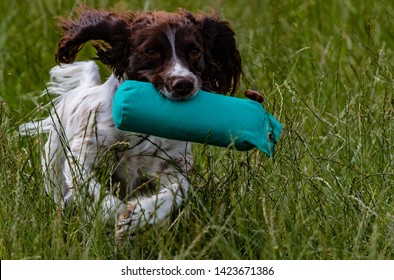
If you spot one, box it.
[0,0,393,259]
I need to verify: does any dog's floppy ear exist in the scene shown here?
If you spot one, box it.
[56,8,134,78]
[199,13,242,95]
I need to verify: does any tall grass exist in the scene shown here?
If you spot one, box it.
[0,0,393,259]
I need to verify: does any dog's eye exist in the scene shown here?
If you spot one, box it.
[144,48,161,58]
[189,48,202,58]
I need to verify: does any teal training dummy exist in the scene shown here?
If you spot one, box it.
[112,80,282,157]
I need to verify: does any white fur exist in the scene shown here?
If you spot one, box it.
[166,28,194,79]
[170,62,193,78]
[21,61,193,239]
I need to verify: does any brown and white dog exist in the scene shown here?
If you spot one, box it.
[22,7,242,240]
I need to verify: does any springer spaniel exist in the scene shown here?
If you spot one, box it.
[22,7,242,241]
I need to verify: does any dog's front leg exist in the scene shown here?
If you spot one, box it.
[115,168,190,240]
[63,137,126,225]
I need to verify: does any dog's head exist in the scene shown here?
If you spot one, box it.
[56,8,242,100]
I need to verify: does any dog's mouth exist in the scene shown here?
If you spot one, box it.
[138,75,200,101]
[160,84,199,101]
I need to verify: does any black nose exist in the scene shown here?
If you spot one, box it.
[171,77,194,97]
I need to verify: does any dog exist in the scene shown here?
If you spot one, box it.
[21,7,242,241]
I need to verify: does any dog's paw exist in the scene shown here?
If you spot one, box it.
[115,202,136,245]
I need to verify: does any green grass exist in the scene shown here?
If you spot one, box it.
[1,0,393,259]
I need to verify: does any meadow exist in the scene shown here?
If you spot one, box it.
[0,0,393,259]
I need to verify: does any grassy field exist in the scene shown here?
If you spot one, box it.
[0,0,393,259]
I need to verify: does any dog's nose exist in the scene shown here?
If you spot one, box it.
[171,77,194,97]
